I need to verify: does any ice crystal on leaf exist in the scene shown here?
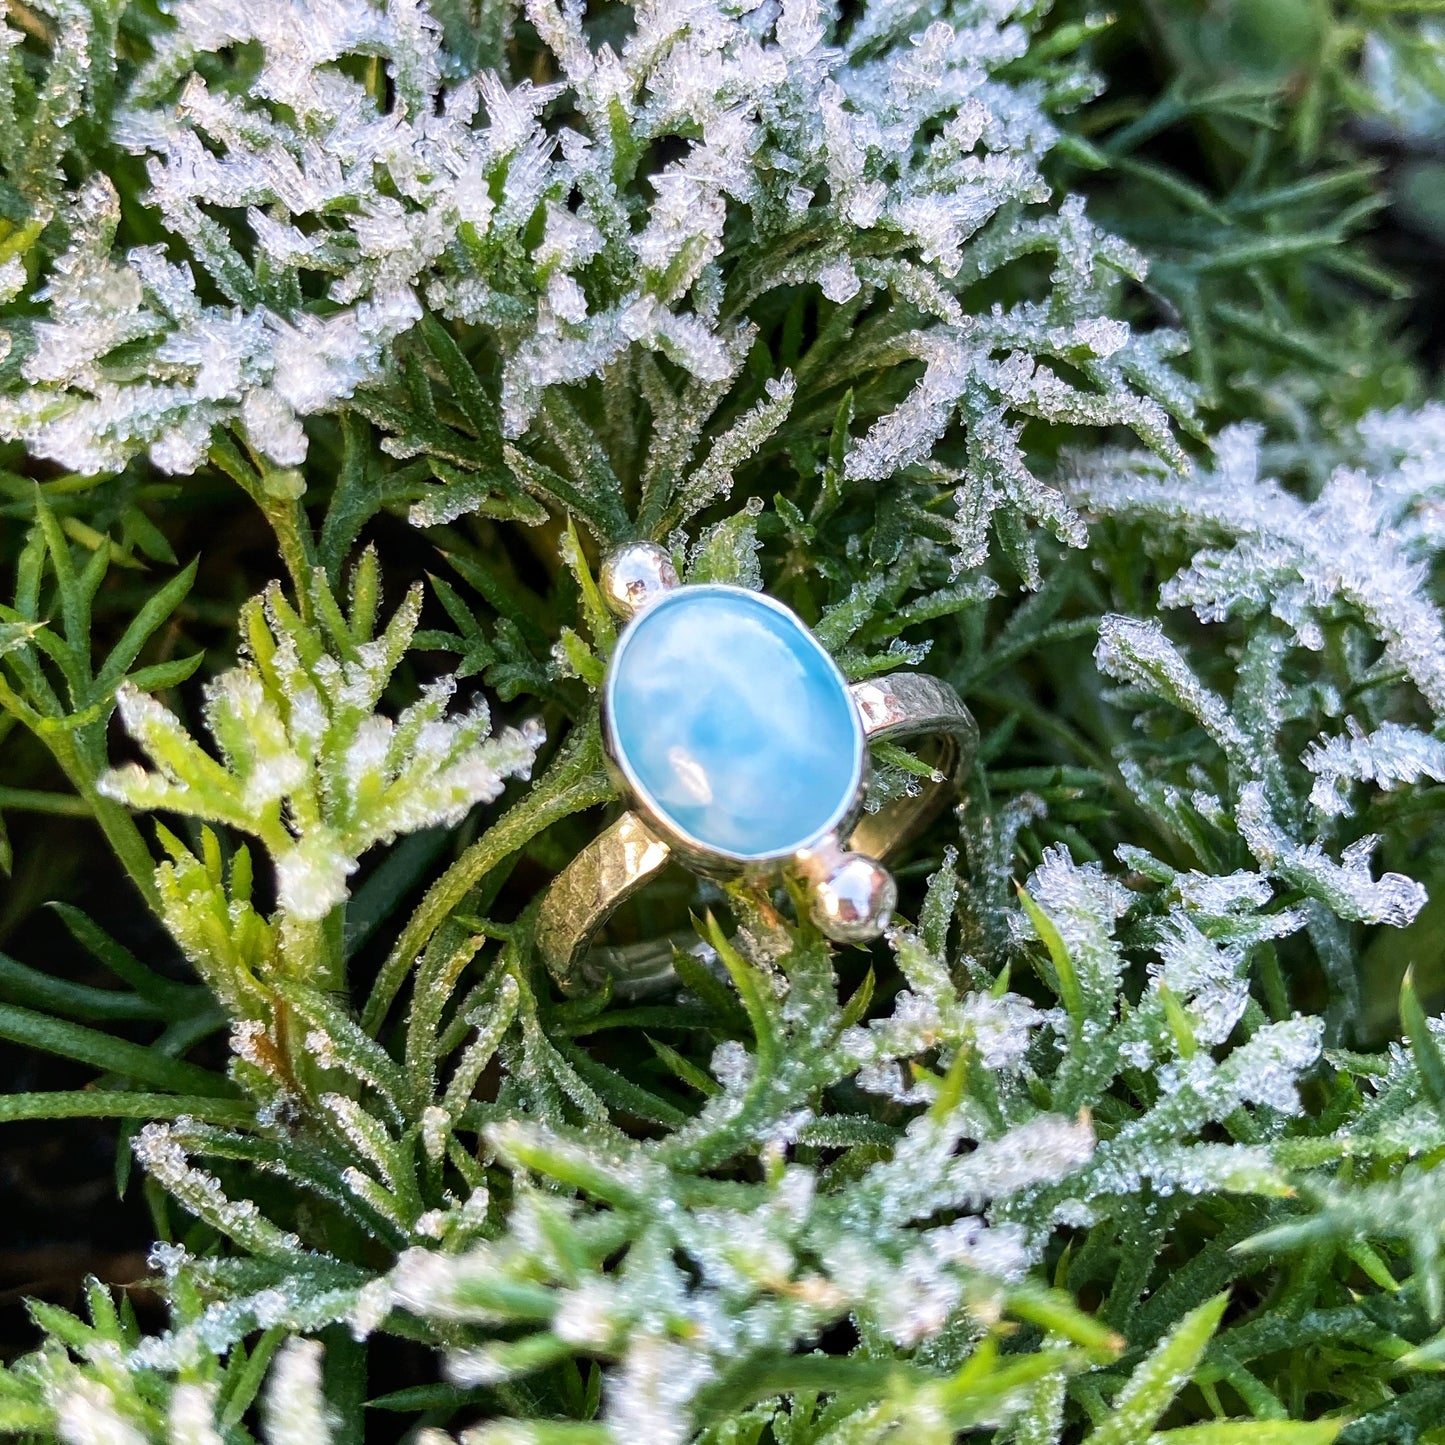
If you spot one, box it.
[99,560,539,932]
[260,1339,333,1445]
[1076,419,1445,710]
[0,0,1191,575]
[1236,782,1427,929]
[1304,718,1445,816]
[1093,608,1429,933]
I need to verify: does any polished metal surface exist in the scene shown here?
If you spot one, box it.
[796,837,899,942]
[533,810,672,989]
[535,667,976,994]
[846,672,977,859]
[598,540,680,620]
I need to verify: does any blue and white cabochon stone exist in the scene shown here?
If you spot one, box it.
[605,586,864,861]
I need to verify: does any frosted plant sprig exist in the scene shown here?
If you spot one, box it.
[2,1284,342,1445]
[331,847,1334,1441]
[98,554,541,954]
[1058,411,1445,1049]
[1094,615,1428,931]
[0,0,1195,579]
[1304,718,1445,817]
[1073,419,1445,711]
[0,801,1405,1444]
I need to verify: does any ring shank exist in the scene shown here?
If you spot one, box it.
[533,813,675,993]
[536,672,976,994]
[846,673,975,860]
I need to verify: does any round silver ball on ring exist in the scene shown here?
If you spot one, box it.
[599,541,680,620]
[806,850,898,942]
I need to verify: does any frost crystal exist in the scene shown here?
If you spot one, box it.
[1150,915,1249,1047]
[99,570,540,928]
[0,0,1189,577]
[55,1381,147,1445]
[168,1385,225,1445]
[1236,782,1427,928]
[1075,422,1445,711]
[262,1339,333,1445]
[1304,719,1445,816]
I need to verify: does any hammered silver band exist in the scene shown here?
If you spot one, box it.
[536,670,976,996]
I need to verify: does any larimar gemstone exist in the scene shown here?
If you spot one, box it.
[605,586,863,860]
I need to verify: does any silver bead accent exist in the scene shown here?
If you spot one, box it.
[796,839,898,943]
[600,541,680,620]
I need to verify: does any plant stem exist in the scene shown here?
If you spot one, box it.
[38,729,164,915]
[361,721,613,1032]
[208,437,316,617]
[0,786,93,815]
[0,1091,255,1124]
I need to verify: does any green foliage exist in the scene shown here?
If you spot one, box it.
[0,0,1444,1443]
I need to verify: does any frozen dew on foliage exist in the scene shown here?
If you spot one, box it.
[1093,608,1432,932]
[131,1121,306,1261]
[1304,718,1445,816]
[98,566,541,925]
[54,1379,148,1445]
[1236,782,1427,928]
[846,924,1042,1085]
[1075,419,1445,711]
[1094,614,1257,770]
[1148,913,1251,1047]
[167,1383,226,1445]
[261,1339,334,1445]
[0,0,1195,573]
[1362,24,1445,142]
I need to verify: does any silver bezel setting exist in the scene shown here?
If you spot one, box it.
[600,583,868,878]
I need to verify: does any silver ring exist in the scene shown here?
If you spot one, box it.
[535,543,977,996]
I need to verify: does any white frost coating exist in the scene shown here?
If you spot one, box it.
[1091,596,1434,931]
[1232,1016,1325,1114]
[348,1278,394,1340]
[941,1113,1096,1209]
[553,1282,617,1348]
[55,1380,147,1445]
[607,1335,716,1445]
[1236,781,1427,928]
[1304,718,1445,816]
[1075,421,1445,711]
[100,581,542,925]
[262,1338,334,1445]
[0,254,26,305]
[710,1039,754,1090]
[1088,1142,1288,1201]
[960,991,1043,1071]
[1095,614,1255,769]
[133,1121,306,1258]
[0,0,1189,570]
[931,1216,1030,1279]
[1021,844,1130,1003]
[1150,915,1249,1047]
[674,373,796,522]
[818,256,861,302]
[1173,869,1274,914]
[387,1246,474,1320]
[845,330,975,483]
[1355,402,1445,557]
[167,1384,225,1445]
[1362,27,1445,142]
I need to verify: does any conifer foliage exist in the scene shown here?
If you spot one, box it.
[1,0,1444,1441]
